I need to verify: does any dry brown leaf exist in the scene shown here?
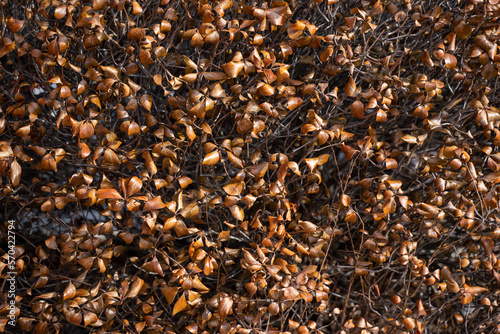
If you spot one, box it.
[63,281,76,301]
[202,151,220,166]
[345,76,356,97]
[6,18,24,33]
[143,196,166,211]
[267,6,287,26]
[204,72,228,81]
[161,287,180,304]
[128,28,146,41]
[218,295,233,320]
[173,293,188,315]
[96,188,123,200]
[10,159,21,187]
[229,205,245,221]
[140,94,152,111]
[126,277,144,298]
[351,100,364,118]
[443,53,457,69]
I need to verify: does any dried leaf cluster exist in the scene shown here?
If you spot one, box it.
[1,0,500,333]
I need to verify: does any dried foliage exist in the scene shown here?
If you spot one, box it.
[2,0,500,333]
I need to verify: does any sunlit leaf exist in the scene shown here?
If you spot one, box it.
[222,61,245,78]
[258,84,275,96]
[161,286,180,304]
[345,76,356,97]
[143,196,166,211]
[180,202,199,219]
[0,38,16,58]
[443,53,457,69]
[126,277,144,298]
[126,177,142,197]
[218,295,233,320]
[40,153,57,172]
[248,162,268,180]
[93,0,107,10]
[153,74,162,86]
[136,95,152,112]
[191,32,204,47]
[132,0,143,15]
[80,122,94,139]
[173,293,188,315]
[63,281,76,301]
[54,6,67,19]
[96,189,123,200]
[229,205,244,221]
[202,151,220,166]
[267,6,287,26]
[10,159,21,187]
[203,72,228,81]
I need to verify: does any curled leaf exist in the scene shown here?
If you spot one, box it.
[10,159,21,187]
[218,295,233,320]
[143,196,166,211]
[345,76,356,97]
[202,151,220,166]
[443,53,457,69]
[126,277,144,298]
[63,281,76,301]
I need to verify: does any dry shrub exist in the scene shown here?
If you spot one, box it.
[1,0,500,333]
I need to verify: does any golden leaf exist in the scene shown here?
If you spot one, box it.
[172,293,188,315]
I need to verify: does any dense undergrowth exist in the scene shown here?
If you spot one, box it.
[1,0,500,333]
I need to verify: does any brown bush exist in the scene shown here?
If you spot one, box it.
[1,0,500,333]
